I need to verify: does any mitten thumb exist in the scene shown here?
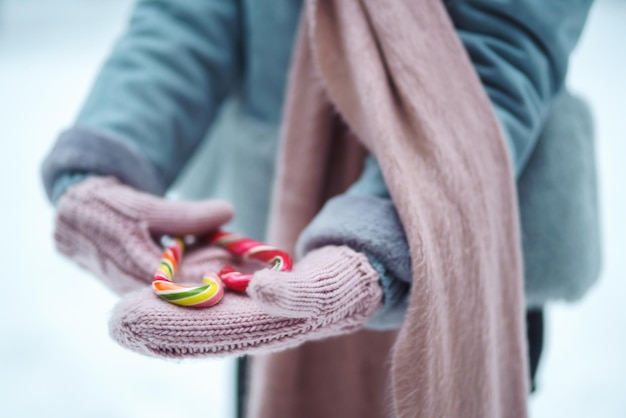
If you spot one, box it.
[247,246,383,320]
[144,198,234,235]
[112,184,234,235]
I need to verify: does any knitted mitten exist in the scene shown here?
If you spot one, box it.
[55,176,234,295]
[109,246,384,358]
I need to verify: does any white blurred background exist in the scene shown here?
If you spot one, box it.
[0,1,624,417]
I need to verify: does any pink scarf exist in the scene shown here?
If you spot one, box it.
[248,1,529,416]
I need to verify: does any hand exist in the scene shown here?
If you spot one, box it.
[54,176,234,295]
[109,246,384,358]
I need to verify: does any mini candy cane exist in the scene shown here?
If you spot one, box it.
[208,230,293,292]
[152,231,293,307]
[152,237,225,308]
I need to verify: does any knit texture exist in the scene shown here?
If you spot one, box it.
[110,246,383,357]
[55,176,233,295]
[248,246,383,319]
[296,193,411,329]
[248,1,528,417]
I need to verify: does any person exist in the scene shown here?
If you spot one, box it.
[41,0,600,415]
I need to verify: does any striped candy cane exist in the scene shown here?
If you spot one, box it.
[152,237,225,308]
[208,230,293,292]
[152,231,293,308]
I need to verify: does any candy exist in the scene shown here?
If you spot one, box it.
[152,238,224,308]
[208,230,293,292]
[152,231,293,308]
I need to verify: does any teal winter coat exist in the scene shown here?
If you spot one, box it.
[42,0,600,328]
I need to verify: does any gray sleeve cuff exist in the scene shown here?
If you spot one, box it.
[297,194,412,283]
[363,256,410,330]
[41,126,166,203]
[296,194,412,330]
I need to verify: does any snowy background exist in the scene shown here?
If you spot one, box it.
[0,1,624,417]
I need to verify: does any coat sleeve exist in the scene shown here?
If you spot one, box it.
[297,0,594,329]
[42,0,242,202]
[447,0,593,174]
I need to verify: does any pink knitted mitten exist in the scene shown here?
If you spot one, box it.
[55,176,234,295]
[109,246,384,358]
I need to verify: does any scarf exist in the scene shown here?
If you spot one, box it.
[247,1,529,416]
